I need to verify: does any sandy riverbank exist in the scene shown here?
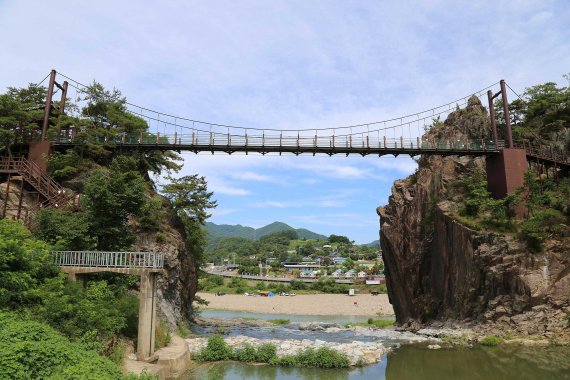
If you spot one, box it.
[197,292,394,316]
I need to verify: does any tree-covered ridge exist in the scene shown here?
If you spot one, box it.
[205,227,379,274]
[206,221,327,241]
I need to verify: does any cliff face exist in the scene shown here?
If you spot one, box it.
[133,204,198,327]
[378,97,570,335]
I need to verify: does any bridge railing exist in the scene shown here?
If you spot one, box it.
[52,251,164,269]
[513,141,569,165]
[49,131,504,152]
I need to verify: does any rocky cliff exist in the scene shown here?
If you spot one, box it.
[378,97,570,336]
[133,204,198,327]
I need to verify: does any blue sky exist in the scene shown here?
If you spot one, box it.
[1,1,569,243]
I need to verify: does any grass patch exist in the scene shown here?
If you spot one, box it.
[176,321,191,338]
[268,319,290,325]
[270,347,349,368]
[480,335,503,347]
[442,333,474,346]
[346,319,394,329]
[155,319,171,349]
[193,335,349,368]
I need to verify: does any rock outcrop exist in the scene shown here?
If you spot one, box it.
[133,204,198,326]
[377,96,570,336]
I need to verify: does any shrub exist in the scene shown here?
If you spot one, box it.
[232,344,257,362]
[234,286,245,294]
[255,343,277,362]
[480,335,503,347]
[272,347,350,368]
[0,312,126,380]
[193,335,232,361]
[289,280,307,290]
[228,278,245,288]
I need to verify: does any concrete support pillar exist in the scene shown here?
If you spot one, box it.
[137,272,157,361]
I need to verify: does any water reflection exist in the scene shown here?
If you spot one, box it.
[183,345,570,380]
[386,345,570,380]
[186,361,385,380]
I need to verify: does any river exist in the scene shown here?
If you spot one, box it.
[182,312,570,379]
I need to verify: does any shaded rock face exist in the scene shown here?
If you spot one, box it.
[133,207,197,327]
[378,97,570,335]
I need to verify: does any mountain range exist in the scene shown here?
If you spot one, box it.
[205,221,328,241]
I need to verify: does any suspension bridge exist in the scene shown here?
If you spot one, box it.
[19,70,565,166]
[1,69,568,361]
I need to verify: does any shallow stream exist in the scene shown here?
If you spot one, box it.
[184,312,570,379]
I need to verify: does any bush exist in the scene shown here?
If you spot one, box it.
[271,347,350,368]
[209,275,224,286]
[232,344,257,362]
[255,343,277,362]
[0,312,127,380]
[0,219,57,308]
[193,335,232,361]
[194,337,348,368]
[228,278,245,288]
[480,335,503,347]
[290,280,307,290]
[31,276,135,342]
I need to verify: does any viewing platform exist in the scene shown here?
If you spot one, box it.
[52,250,165,361]
[52,250,164,276]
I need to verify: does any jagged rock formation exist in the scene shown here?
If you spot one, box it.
[378,96,570,336]
[133,206,198,327]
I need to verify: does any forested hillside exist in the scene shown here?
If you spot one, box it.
[0,81,216,376]
[205,221,327,251]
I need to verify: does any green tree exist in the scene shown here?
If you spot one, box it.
[82,156,146,250]
[328,234,351,244]
[163,175,217,266]
[35,209,94,250]
[0,220,57,308]
[458,167,490,217]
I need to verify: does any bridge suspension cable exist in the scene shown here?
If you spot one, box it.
[58,71,499,138]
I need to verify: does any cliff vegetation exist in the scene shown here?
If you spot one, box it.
[378,75,569,337]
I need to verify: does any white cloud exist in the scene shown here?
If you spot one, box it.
[231,171,282,183]
[1,0,569,243]
[206,177,253,196]
[211,208,241,217]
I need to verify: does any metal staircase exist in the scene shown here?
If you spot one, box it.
[0,157,77,225]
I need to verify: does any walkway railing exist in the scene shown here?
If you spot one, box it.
[49,132,505,156]
[513,141,569,166]
[52,251,164,269]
